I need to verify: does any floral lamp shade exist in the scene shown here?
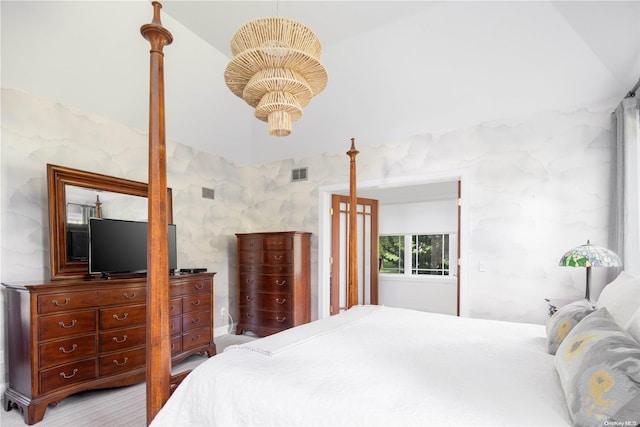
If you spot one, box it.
[559,240,622,300]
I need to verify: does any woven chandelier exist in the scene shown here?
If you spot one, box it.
[224,16,327,137]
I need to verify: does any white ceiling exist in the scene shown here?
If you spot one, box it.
[2,1,640,166]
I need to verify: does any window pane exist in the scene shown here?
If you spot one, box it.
[411,234,449,275]
[379,235,404,274]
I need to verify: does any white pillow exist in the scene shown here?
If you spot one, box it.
[626,308,640,343]
[596,271,640,327]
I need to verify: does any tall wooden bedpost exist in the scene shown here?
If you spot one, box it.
[140,2,173,424]
[347,138,359,308]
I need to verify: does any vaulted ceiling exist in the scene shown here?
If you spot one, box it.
[3,1,639,164]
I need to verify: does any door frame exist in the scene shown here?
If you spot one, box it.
[317,172,470,320]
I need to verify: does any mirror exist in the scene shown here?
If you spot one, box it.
[48,164,173,280]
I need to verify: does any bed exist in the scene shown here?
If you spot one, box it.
[151,272,640,427]
[139,3,640,426]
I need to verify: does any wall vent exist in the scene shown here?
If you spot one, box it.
[291,167,308,182]
[202,187,215,200]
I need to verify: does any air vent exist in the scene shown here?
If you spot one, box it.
[291,167,308,182]
[202,187,215,200]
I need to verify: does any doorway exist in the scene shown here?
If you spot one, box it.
[318,176,466,319]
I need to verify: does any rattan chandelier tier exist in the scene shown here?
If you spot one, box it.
[224,16,327,137]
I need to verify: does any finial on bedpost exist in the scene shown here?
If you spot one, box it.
[140,2,173,53]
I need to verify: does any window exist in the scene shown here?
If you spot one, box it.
[379,234,451,276]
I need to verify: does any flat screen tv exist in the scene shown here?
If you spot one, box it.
[88,218,177,277]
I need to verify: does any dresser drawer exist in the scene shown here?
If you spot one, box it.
[170,316,182,335]
[38,287,146,314]
[239,263,292,274]
[237,237,262,251]
[169,297,182,316]
[40,359,97,394]
[171,279,211,297]
[239,273,293,292]
[171,335,182,356]
[182,294,210,314]
[99,325,146,352]
[263,236,292,250]
[99,347,146,376]
[39,334,96,369]
[240,291,292,311]
[239,308,292,329]
[39,311,96,341]
[238,250,261,265]
[182,327,212,351]
[99,304,146,329]
[182,311,211,332]
[263,251,292,265]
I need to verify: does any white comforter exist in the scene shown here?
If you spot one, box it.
[152,305,570,426]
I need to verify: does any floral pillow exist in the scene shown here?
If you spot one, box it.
[545,299,593,355]
[555,308,640,427]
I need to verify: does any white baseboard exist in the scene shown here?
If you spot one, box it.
[214,323,236,337]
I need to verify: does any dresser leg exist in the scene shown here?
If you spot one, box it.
[4,388,49,425]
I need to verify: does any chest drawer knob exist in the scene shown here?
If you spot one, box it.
[276,316,287,323]
[246,295,254,301]
[123,292,137,299]
[191,300,201,306]
[194,283,205,290]
[58,319,77,329]
[59,368,78,379]
[273,255,283,261]
[246,313,254,318]
[52,298,70,307]
[112,313,129,321]
[191,317,200,325]
[246,278,254,285]
[275,280,287,286]
[275,298,287,304]
[112,335,128,344]
[112,357,129,366]
[58,344,77,354]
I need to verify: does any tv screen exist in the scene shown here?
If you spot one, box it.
[88,218,177,276]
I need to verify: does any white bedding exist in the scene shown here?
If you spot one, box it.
[152,305,571,426]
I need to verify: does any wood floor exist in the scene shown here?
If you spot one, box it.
[1,333,255,427]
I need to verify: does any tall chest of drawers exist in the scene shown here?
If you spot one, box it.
[2,272,215,425]
[236,231,311,337]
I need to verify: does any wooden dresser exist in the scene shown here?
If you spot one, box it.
[236,231,311,337]
[2,272,215,425]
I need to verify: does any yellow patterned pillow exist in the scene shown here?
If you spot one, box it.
[545,299,593,355]
[555,308,640,427]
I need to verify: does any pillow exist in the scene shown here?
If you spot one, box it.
[596,271,640,327]
[545,299,594,355]
[626,308,640,343]
[555,308,640,427]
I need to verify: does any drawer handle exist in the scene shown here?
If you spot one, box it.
[246,313,254,318]
[194,283,204,290]
[59,344,77,354]
[113,357,129,366]
[171,343,175,350]
[276,316,287,323]
[123,292,137,299]
[275,280,287,286]
[60,368,78,379]
[246,295,254,301]
[112,335,128,344]
[275,298,287,304]
[191,300,201,306]
[170,305,175,311]
[58,319,77,329]
[273,255,283,260]
[112,313,129,321]
[273,241,283,247]
[191,335,201,342]
[52,298,70,307]
[191,317,200,324]
[246,279,254,285]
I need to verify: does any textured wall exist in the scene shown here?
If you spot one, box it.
[1,87,616,389]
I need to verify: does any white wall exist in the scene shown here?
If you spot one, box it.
[0,88,617,390]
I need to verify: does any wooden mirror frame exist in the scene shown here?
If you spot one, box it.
[47,164,173,280]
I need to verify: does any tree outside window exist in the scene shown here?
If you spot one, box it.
[379,234,450,276]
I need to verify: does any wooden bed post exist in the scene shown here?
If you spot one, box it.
[140,2,173,424]
[347,138,359,308]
